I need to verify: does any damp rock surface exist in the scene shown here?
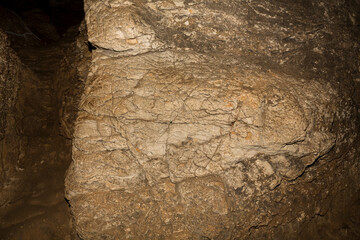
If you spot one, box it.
[66,0,360,239]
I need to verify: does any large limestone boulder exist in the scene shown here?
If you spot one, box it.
[66,0,360,239]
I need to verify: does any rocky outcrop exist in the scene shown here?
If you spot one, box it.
[65,0,360,239]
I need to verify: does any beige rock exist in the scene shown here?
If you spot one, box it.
[57,22,91,139]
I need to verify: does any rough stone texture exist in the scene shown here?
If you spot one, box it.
[0,29,40,206]
[57,21,91,139]
[66,0,360,239]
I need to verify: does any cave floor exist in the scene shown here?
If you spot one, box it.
[0,42,74,239]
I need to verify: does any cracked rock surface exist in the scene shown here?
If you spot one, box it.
[66,0,360,239]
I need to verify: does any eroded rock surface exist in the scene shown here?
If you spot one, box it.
[57,21,91,139]
[66,0,360,239]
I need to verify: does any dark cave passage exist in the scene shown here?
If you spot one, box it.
[0,0,84,36]
[0,0,85,238]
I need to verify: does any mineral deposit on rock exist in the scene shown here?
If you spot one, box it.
[66,0,360,239]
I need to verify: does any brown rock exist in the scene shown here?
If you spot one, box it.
[65,0,360,239]
[57,21,91,139]
[0,29,39,205]
[0,6,41,49]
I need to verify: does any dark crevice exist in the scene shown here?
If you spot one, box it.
[87,41,96,52]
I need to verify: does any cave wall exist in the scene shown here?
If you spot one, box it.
[0,29,41,206]
[64,0,360,239]
[57,21,91,139]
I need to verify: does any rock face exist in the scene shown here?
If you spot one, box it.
[65,0,360,239]
[57,21,91,139]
